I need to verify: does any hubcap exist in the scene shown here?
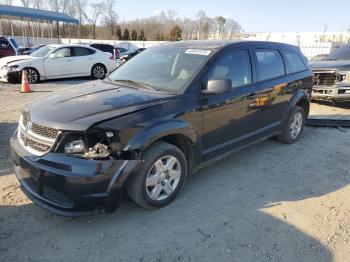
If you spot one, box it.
[145,155,181,201]
[290,111,303,139]
[27,70,38,83]
[93,66,105,79]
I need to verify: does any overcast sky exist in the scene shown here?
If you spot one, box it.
[116,0,350,32]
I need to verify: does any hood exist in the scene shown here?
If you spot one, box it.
[0,55,33,67]
[24,80,172,131]
[310,60,350,72]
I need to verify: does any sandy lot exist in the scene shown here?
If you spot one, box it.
[1,80,350,262]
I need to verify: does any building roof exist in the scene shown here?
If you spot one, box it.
[0,4,79,24]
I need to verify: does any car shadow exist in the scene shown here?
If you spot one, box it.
[0,122,17,173]
[1,127,348,261]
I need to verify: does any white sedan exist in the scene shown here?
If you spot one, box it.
[0,44,118,83]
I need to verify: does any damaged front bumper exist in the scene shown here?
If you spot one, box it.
[0,68,20,83]
[10,130,141,216]
[311,84,350,102]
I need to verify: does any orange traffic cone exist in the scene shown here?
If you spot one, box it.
[20,70,31,93]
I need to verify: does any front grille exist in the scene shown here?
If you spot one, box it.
[26,138,51,153]
[42,185,73,207]
[31,123,58,139]
[18,113,59,156]
[313,71,337,86]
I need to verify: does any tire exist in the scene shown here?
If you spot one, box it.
[22,68,39,84]
[276,106,305,144]
[91,64,106,79]
[127,142,188,209]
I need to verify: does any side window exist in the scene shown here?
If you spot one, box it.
[208,49,252,88]
[255,49,285,81]
[54,47,71,58]
[284,50,307,74]
[74,47,93,56]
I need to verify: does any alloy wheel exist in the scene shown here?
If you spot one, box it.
[290,111,303,139]
[145,155,182,201]
[93,65,105,79]
[26,69,38,83]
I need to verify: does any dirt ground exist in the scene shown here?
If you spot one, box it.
[1,80,350,262]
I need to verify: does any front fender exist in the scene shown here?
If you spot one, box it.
[123,119,198,152]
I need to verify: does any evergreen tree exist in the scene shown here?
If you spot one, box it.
[123,28,130,40]
[170,25,182,41]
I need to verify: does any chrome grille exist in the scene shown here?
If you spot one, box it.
[18,113,59,156]
[31,123,58,139]
[313,71,338,86]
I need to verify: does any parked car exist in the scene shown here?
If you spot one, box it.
[120,48,146,61]
[310,44,350,102]
[11,40,312,215]
[0,44,118,83]
[0,37,20,58]
[310,54,329,62]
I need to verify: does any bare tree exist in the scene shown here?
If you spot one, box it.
[84,2,105,39]
[103,0,117,38]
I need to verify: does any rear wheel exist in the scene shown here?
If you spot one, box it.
[276,106,305,144]
[91,64,106,79]
[127,142,187,208]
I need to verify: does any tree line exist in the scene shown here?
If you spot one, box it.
[0,0,243,41]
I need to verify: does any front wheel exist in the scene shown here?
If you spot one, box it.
[91,64,106,79]
[22,68,39,84]
[127,142,187,209]
[276,106,305,144]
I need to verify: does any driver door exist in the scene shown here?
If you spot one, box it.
[200,48,261,161]
[43,47,74,78]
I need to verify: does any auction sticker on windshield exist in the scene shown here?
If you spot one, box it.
[185,49,212,56]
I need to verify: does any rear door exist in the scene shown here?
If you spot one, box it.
[71,47,96,75]
[201,47,262,161]
[249,47,290,130]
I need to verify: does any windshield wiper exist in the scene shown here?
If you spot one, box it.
[114,79,156,90]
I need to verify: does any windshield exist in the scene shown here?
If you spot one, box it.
[30,46,55,57]
[327,45,350,60]
[109,47,211,93]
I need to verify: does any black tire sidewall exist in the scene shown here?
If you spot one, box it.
[139,144,187,207]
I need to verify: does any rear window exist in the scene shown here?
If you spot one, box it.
[91,44,113,53]
[255,49,285,82]
[284,50,307,74]
[74,47,95,56]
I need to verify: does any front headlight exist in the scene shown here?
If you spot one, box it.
[1,65,19,72]
[61,129,121,159]
[64,139,85,154]
[339,72,350,83]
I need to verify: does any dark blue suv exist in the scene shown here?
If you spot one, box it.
[11,41,312,216]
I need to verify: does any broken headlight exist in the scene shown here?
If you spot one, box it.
[60,129,121,159]
[339,72,350,83]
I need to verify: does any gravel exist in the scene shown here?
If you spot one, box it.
[1,80,350,262]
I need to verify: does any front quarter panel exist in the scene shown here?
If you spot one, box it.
[95,93,202,153]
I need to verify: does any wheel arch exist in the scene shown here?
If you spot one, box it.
[282,90,310,124]
[122,121,199,173]
[91,63,107,75]
[22,66,41,82]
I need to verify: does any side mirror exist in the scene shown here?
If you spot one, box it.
[202,79,232,95]
[48,53,56,59]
